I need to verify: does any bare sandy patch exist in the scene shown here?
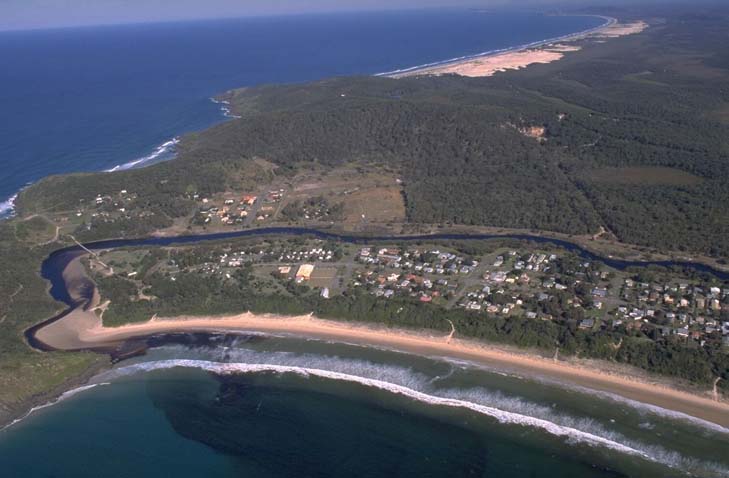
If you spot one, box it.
[391,19,648,79]
[595,21,648,38]
[395,48,573,78]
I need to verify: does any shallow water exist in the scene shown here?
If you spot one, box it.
[1,334,727,477]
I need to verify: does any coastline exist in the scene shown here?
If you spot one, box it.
[0,13,626,220]
[0,360,109,432]
[33,298,729,429]
[385,16,648,79]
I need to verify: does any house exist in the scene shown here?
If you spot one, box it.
[295,264,315,281]
[488,271,507,283]
[579,318,595,330]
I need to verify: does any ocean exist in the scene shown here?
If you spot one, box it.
[0,9,605,216]
[1,334,727,477]
[5,10,709,477]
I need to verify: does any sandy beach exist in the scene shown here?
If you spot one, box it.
[34,302,729,428]
[390,20,648,78]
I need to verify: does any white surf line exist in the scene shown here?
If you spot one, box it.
[376,14,616,77]
[210,97,241,119]
[429,352,729,436]
[561,381,729,436]
[107,359,661,462]
[0,193,19,218]
[106,137,180,172]
[1,136,180,220]
[0,383,109,433]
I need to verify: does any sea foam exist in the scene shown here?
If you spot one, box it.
[104,359,654,460]
[210,97,241,119]
[100,348,729,476]
[0,383,109,432]
[106,137,180,172]
[0,193,18,219]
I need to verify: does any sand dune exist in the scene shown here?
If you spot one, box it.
[391,20,648,78]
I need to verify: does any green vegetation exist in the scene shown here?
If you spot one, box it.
[281,196,344,222]
[16,10,729,256]
[13,215,57,244]
[0,224,103,425]
[5,6,729,422]
[91,237,729,394]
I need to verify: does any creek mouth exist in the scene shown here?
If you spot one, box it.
[28,227,729,354]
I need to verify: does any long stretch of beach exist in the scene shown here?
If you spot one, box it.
[34,294,729,428]
[388,18,648,78]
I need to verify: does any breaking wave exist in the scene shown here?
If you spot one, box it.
[560,382,729,436]
[1,383,109,432]
[100,353,729,476]
[106,137,180,172]
[105,359,647,455]
[210,97,241,119]
[0,193,18,219]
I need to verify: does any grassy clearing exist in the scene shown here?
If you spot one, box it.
[341,187,406,224]
[585,167,704,187]
[14,216,57,245]
[309,266,338,289]
[622,71,670,87]
[278,165,405,224]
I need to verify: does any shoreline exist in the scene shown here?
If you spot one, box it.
[0,14,636,221]
[386,16,650,79]
[379,14,616,78]
[33,297,729,428]
[0,362,109,432]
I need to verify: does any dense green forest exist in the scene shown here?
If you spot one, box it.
[16,10,729,256]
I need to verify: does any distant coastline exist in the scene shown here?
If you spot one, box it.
[0,11,613,220]
[378,14,615,78]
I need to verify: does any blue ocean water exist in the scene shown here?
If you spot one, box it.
[2,335,727,477]
[0,9,604,215]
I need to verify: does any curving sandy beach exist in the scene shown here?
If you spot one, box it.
[390,20,648,78]
[34,301,729,428]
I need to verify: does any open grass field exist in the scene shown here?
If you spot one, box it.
[341,186,406,224]
[14,215,58,245]
[309,266,339,288]
[585,167,704,187]
[279,165,406,224]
